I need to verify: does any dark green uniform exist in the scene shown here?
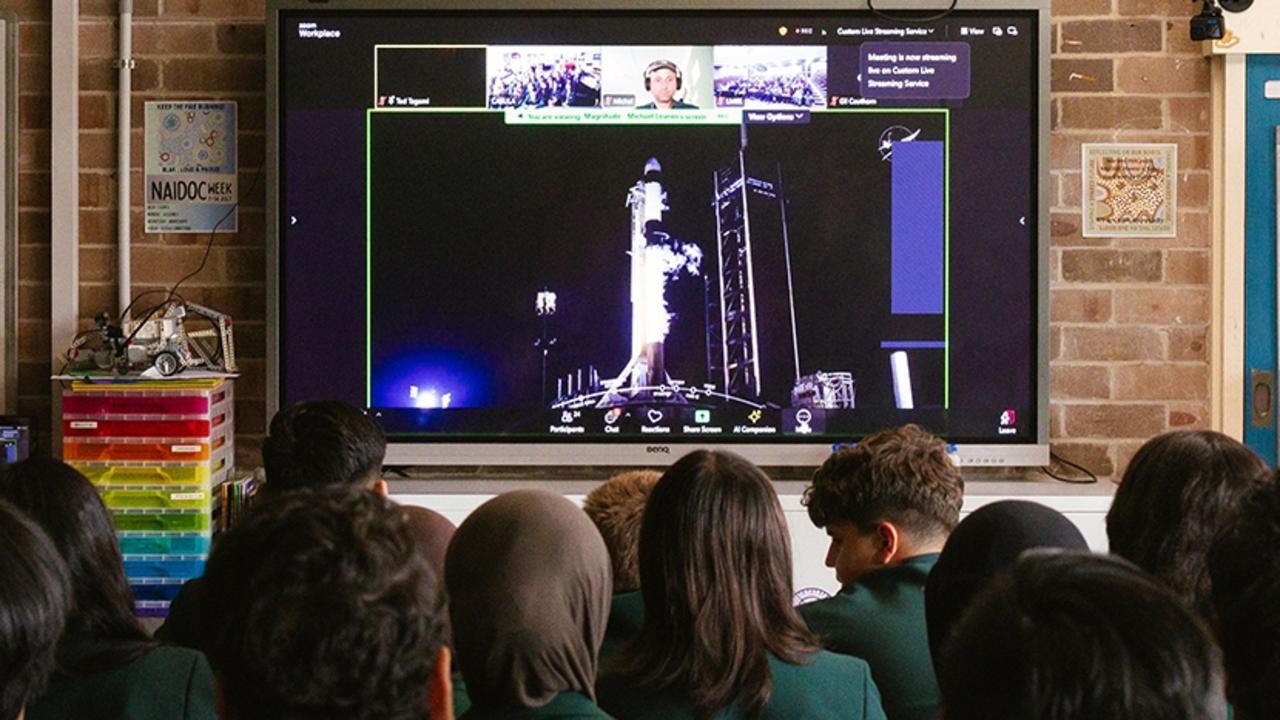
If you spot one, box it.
[27,643,216,720]
[798,553,940,720]
[597,650,887,720]
[460,691,614,719]
[599,591,645,661]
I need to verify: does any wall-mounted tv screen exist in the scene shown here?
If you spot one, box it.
[268,0,1050,467]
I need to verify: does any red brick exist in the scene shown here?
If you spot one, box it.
[1059,170,1082,208]
[1113,363,1208,400]
[80,0,161,17]
[79,245,116,283]
[17,362,52,397]
[1051,326,1062,361]
[1059,96,1162,130]
[1049,403,1064,437]
[1115,288,1209,324]
[19,172,50,208]
[162,0,266,18]
[1059,20,1162,53]
[1165,19,1209,55]
[1113,441,1146,477]
[19,93,50,130]
[1051,288,1112,323]
[1168,98,1210,132]
[1178,172,1211,210]
[216,23,264,55]
[1053,0,1112,16]
[79,172,116,209]
[79,21,117,58]
[223,248,264,283]
[1167,402,1209,428]
[234,358,265,398]
[1061,248,1162,282]
[19,130,50,172]
[18,244,48,283]
[1061,326,1162,361]
[1049,442,1114,478]
[79,94,113,130]
[162,58,264,92]
[80,131,117,170]
[1118,211,1209,248]
[235,399,266,434]
[1051,365,1111,399]
[17,319,50,362]
[1116,0,1173,15]
[19,283,51,321]
[1166,250,1208,285]
[7,1,52,19]
[132,245,223,284]
[1062,403,1166,438]
[1116,56,1210,94]
[1167,326,1206,361]
[18,210,50,246]
[1051,212,1111,248]
[79,284,117,318]
[133,23,215,55]
[233,321,265,358]
[20,55,51,94]
[18,22,50,56]
[1052,58,1115,92]
[80,58,160,92]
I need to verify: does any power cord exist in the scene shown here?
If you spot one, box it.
[1040,450,1099,485]
[866,0,959,24]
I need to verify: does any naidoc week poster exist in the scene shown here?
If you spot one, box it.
[144,101,238,233]
[1082,143,1177,238]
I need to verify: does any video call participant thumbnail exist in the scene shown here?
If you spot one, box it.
[637,60,697,110]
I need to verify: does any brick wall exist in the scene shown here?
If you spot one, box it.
[7,0,1211,479]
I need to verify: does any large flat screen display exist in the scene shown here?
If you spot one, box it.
[268,0,1051,466]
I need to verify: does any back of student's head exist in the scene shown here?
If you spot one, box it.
[261,400,386,494]
[804,424,963,540]
[0,458,151,667]
[0,500,71,720]
[938,551,1225,720]
[1209,475,1280,720]
[446,489,611,710]
[1107,429,1268,621]
[622,449,816,719]
[583,470,661,594]
[200,485,449,720]
[925,500,1089,664]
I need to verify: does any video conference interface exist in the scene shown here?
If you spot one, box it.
[280,10,1040,443]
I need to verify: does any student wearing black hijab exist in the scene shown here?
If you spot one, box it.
[446,489,614,719]
[924,500,1089,664]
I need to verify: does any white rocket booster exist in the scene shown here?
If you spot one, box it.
[625,158,669,389]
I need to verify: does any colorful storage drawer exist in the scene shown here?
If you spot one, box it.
[129,579,185,603]
[100,488,210,510]
[64,430,228,463]
[62,387,229,417]
[76,463,213,488]
[123,556,207,579]
[62,378,234,620]
[112,509,212,533]
[64,416,224,438]
[117,532,211,556]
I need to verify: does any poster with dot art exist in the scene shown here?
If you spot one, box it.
[144,101,238,234]
[1082,143,1176,238]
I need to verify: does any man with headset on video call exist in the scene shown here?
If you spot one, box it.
[637,59,698,109]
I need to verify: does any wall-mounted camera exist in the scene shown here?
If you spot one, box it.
[1192,0,1253,42]
[1190,0,1226,41]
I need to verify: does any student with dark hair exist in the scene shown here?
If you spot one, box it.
[923,500,1088,664]
[582,470,661,659]
[937,551,1226,720]
[598,450,886,720]
[0,458,215,720]
[0,500,70,720]
[1107,429,1269,622]
[1209,476,1280,720]
[200,485,453,720]
[157,399,387,645]
[260,399,389,496]
[446,489,613,719]
[798,424,962,720]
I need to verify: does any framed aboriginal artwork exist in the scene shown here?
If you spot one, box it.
[1082,143,1177,238]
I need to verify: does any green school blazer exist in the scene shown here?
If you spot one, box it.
[460,691,615,719]
[599,591,646,661]
[798,553,940,720]
[596,650,887,720]
[27,643,215,720]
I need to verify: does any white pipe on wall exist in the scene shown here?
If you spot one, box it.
[117,0,133,319]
